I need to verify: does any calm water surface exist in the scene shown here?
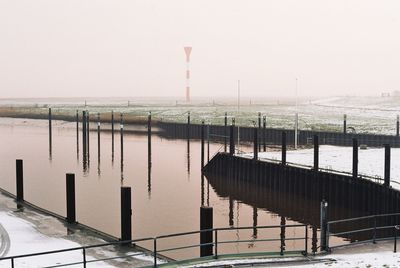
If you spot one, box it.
[0,118,345,260]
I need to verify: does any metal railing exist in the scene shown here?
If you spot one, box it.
[0,224,308,267]
[326,212,400,251]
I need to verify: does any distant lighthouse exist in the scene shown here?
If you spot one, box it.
[184,47,192,102]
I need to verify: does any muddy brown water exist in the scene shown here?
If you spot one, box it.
[0,118,347,261]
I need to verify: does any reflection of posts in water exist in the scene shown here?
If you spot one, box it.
[252,206,258,238]
[280,216,286,255]
[312,226,318,254]
[201,175,205,206]
[148,112,152,195]
[229,197,234,227]
[200,206,213,257]
[76,110,79,159]
[48,107,52,159]
[111,110,114,162]
[186,139,191,176]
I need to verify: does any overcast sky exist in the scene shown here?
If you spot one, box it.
[0,0,399,99]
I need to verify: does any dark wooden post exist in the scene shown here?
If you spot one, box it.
[282,132,287,165]
[343,114,347,134]
[258,112,261,151]
[148,112,152,160]
[111,111,115,158]
[224,112,228,153]
[76,110,79,155]
[66,173,76,224]
[187,111,190,140]
[253,127,258,161]
[397,115,399,137]
[352,138,358,179]
[49,108,52,155]
[97,113,101,160]
[229,119,235,155]
[200,206,213,257]
[263,116,266,152]
[201,120,205,168]
[320,200,328,251]
[82,111,87,158]
[121,187,132,242]
[314,135,319,171]
[120,114,124,163]
[86,111,90,158]
[16,159,24,202]
[384,144,391,187]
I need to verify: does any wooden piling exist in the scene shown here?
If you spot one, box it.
[66,173,76,224]
[120,187,132,242]
[314,135,319,171]
[111,111,115,159]
[397,115,399,137]
[384,144,391,187]
[224,112,228,153]
[76,110,79,156]
[263,116,266,152]
[230,119,235,155]
[200,206,213,257]
[282,132,287,165]
[97,113,101,161]
[49,108,52,155]
[16,159,24,202]
[82,111,87,158]
[253,127,258,161]
[120,114,124,164]
[86,111,90,158]
[343,114,347,134]
[201,120,205,169]
[187,111,190,140]
[353,138,358,179]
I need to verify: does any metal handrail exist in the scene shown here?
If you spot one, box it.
[326,213,400,251]
[0,224,309,267]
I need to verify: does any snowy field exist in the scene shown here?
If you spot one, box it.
[242,145,400,189]
[2,96,400,134]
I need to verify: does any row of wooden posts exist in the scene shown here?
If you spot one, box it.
[204,122,393,187]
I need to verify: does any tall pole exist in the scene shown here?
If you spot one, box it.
[237,80,240,112]
[49,108,52,157]
[184,47,192,102]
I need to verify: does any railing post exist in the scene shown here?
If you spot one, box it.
[304,225,308,256]
[16,159,24,202]
[83,248,86,268]
[320,200,328,251]
[214,229,218,258]
[373,216,377,243]
[153,238,157,267]
[395,226,398,253]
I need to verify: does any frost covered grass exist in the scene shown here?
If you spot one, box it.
[1,96,400,134]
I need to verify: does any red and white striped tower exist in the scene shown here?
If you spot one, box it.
[184,47,192,102]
